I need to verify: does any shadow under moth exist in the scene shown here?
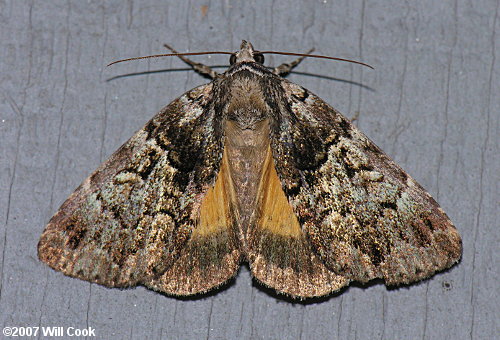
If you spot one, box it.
[38,41,462,298]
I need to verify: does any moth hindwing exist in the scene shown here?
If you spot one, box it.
[38,40,462,298]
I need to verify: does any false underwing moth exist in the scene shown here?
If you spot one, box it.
[38,41,462,298]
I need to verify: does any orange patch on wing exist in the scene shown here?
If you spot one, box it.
[256,147,303,238]
[194,149,236,237]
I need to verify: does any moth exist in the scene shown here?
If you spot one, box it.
[38,41,462,298]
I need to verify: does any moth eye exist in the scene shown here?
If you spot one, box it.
[229,54,237,65]
[254,53,265,64]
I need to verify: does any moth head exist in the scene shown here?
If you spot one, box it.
[230,40,265,65]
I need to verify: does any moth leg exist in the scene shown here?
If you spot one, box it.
[164,43,219,79]
[272,48,314,76]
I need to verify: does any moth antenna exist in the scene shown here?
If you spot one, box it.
[108,49,373,70]
[107,51,233,67]
[258,51,374,69]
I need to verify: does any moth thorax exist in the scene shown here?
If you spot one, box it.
[226,75,269,129]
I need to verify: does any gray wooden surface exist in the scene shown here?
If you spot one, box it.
[0,1,498,339]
